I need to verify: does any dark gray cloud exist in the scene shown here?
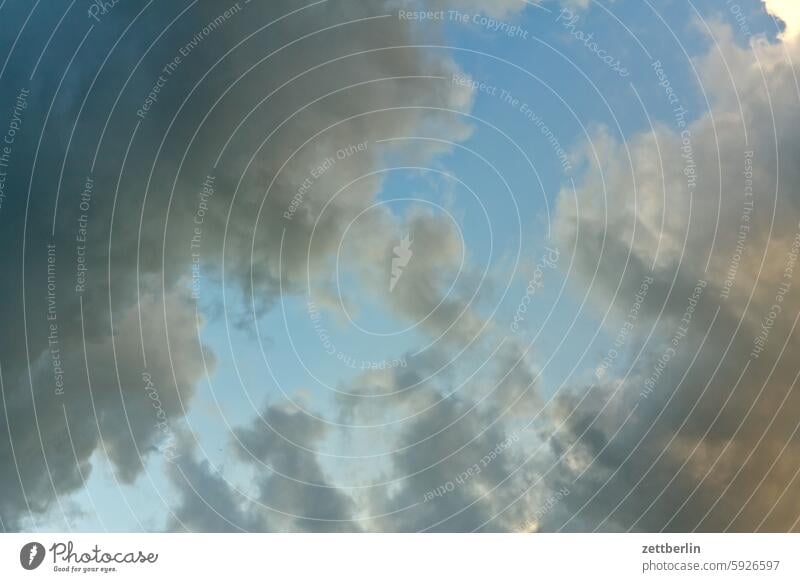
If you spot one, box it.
[168,402,360,532]
[0,0,491,531]
[166,340,545,532]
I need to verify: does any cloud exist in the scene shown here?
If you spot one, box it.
[545,18,800,531]
[167,401,360,532]
[166,336,546,532]
[164,182,545,531]
[0,0,479,530]
[0,286,213,530]
[763,0,800,41]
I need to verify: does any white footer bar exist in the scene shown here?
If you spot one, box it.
[1,534,797,581]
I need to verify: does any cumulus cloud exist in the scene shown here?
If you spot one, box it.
[166,336,546,532]
[167,401,360,532]
[545,16,800,531]
[0,286,213,530]
[0,0,479,530]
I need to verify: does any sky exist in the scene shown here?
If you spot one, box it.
[1,0,800,532]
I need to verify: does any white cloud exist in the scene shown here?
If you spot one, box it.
[764,0,800,41]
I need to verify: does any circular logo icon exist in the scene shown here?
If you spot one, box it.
[20,542,45,570]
